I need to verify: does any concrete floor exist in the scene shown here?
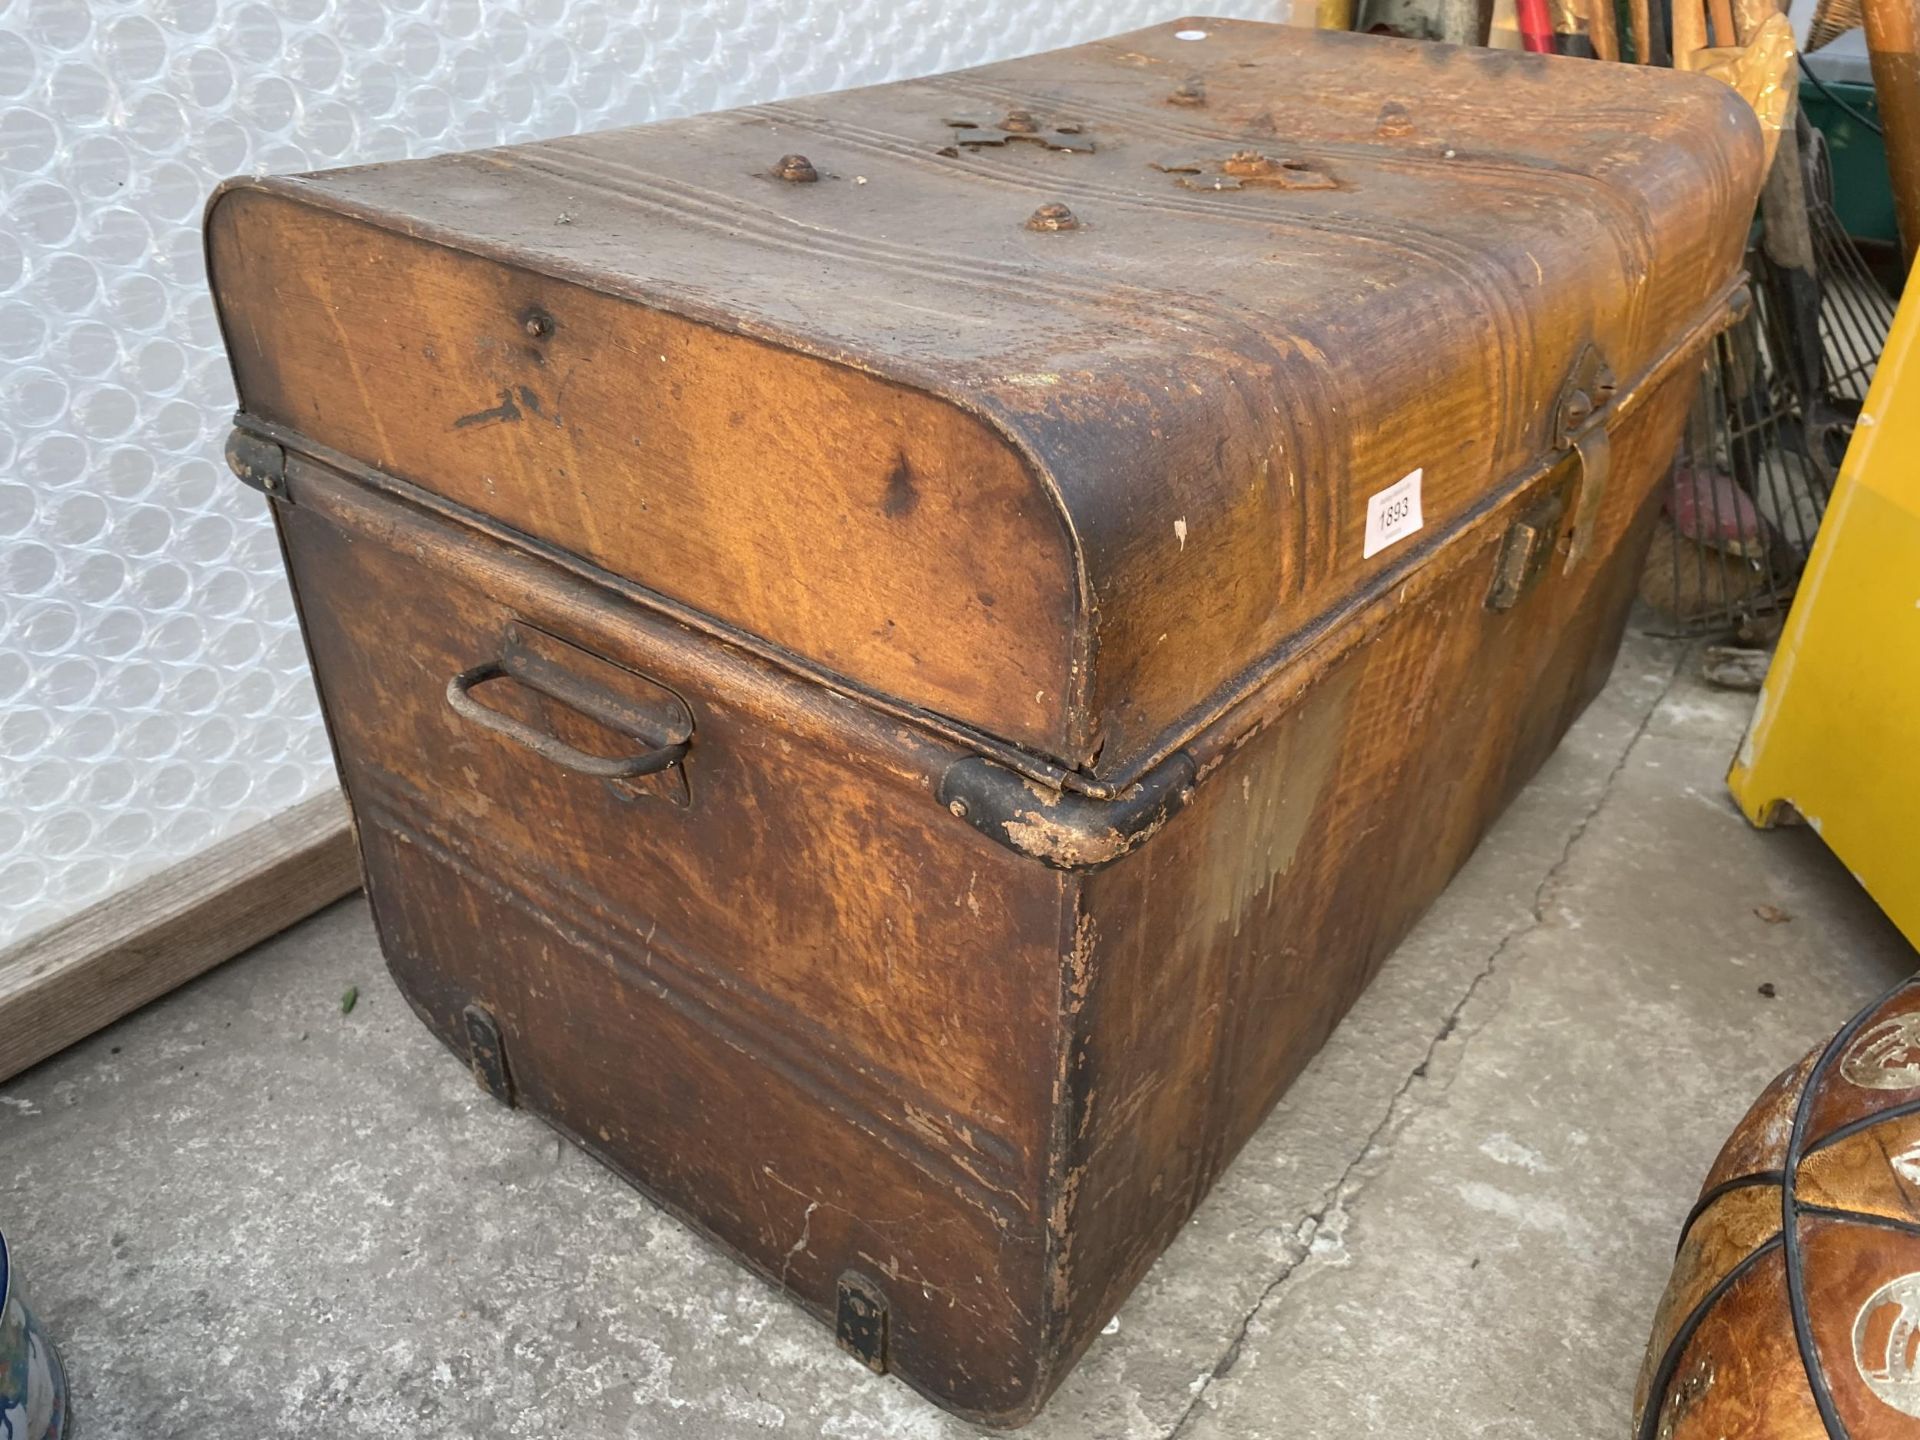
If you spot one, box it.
[3,625,1914,1439]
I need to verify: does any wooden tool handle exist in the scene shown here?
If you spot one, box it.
[1671,0,1708,66]
[1590,0,1621,60]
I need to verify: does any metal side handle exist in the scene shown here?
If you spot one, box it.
[446,660,690,779]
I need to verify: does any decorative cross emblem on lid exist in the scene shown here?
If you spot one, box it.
[938,109,1095,156]
[1151,149,1337,191]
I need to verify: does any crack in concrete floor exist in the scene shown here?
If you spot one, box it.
[1163,649,1691,1440]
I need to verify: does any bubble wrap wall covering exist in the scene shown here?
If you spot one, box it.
[0,0,1277,948]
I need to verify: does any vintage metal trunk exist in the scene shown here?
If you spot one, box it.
[207,18,1765,1424]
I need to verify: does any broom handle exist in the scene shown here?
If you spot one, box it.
[1590,0,1622,58]
[1435,0,1497,44]
[1516,0,1559,50]
[1863,0,1920,261]
[1671,0,1708,65]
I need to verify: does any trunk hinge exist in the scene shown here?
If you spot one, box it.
[1555,344,1618,573]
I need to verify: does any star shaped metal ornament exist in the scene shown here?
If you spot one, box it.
[937,108,1096,156]
[1151,149,1337,192]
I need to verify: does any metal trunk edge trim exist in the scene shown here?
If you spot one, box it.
[938,752,1197,872]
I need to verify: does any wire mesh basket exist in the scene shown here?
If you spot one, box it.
[1645,137,1896,638]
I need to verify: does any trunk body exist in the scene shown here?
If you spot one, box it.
[207,17,1765,1424]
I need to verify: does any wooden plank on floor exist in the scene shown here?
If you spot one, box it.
[0,790,361,1083]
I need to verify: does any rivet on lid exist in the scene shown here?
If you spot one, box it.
[1026,202,1082,232]
[1375,102,1415,138]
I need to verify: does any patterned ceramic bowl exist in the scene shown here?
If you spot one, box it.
[0,1229,69,1440]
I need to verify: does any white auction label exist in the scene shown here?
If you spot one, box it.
[1363,468,1424,559]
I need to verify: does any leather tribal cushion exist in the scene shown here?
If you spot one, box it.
[1636,979,1920,1437]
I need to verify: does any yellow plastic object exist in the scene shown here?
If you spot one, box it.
[1729,262,1920,946]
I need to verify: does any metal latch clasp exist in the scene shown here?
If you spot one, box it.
[1487,479,1572,611]
[1555,344,1617,573]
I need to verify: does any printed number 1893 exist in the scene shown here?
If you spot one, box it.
[1363,468,1425,560]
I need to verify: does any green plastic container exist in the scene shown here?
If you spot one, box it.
[1799,77,1899,246]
